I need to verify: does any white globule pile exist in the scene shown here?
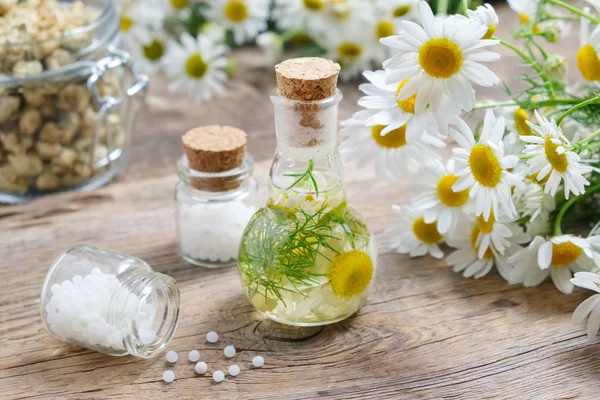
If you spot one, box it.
[44,267,157,351]
[179,201,256,263]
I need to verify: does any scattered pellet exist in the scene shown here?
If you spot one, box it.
[206,331,219,343]
[188,350,200,362]
[166,351,178,363]
[224,345,236,358]
[213,370,225,383]
[228,365,240,377]
[195,361,208,375]
[252,356,265,368]
[162,370,175,383]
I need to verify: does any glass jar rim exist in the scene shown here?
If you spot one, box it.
[177,154,254,180]
[0,0,114,49]
[269,88,343,107]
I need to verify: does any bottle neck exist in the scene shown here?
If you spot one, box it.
[109,266,180,358]
[269,89,345,204]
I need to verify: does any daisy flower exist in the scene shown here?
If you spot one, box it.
[340,110,439,180]
[466,4,499,40]
[512,179,556,222]
[521,110,592,199]
[322,21,380,81]
[386,204,444,259]
[119,0,166,43]
[206,0,269,45]
[470,211,530,259]
[409,160,471,235]
[356,70,458,144]
[375,0,420,23]
[451,109,521,221]
[577,8,600,81]
[497,106,534,137]
[509,235,597,294]
[271,0,329,32]
[446,217,528,280]
[380,2,500,112]
[571,257,600,340]
[507,0,539,24]
[128,29,168,74]
[163,33,229,102]
[256,32,283,64]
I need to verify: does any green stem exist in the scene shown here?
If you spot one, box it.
[575,127,600,147]
[546,0,600,24]
[461,0,469,15]
[556,94,600,125]
[472,98,579,111]
[280,28,303,43]
[437,0,449,15]
[553,182,600,235]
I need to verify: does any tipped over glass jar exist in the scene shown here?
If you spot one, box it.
[41,246,180,358]
[0,0,148,203]
[238,58,377,326]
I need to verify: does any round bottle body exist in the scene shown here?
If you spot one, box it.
[239,189,376,326]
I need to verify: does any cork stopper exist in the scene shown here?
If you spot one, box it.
[182,125,248,191]
[275,57,340,101]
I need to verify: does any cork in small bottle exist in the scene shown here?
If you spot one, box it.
[275,58,340,147]
[182,125,248,192]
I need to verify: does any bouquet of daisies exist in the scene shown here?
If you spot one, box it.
[341,0,600,340]
[118,0,478,101]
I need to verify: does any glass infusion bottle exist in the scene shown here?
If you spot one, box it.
[238,58,377,326]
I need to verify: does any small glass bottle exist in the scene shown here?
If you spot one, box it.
[238,58,377,326]
[176,125,259,268]
[40,246,180,358]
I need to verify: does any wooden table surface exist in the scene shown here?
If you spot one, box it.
[2,6,600,399]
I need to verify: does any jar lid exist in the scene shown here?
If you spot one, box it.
[181,125,250,192]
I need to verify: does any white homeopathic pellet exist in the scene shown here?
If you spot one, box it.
[195,361,208,375]
[252,356,265,368]
[166,351,178,363]
[162,370,176,383]
[224,345,236,358]
[228,364,240,376]
[213,370,225,382]
[206,331,219,343]
[188,350,200,362]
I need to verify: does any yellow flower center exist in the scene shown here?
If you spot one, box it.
[337,42,363,58]
[328,250,374,297]
[120,15,133,32]
[331,0,350,19]
[396,79,416,114]
[470,227,494,258]
[303,0,324,10]
[418,38,463,79]
[518,13,530,23]
[437,174,470,207]
[224,0,248,22]
[468,144,502,188]
[371,125,407,148]
[551,241,583,266]
[476,212,495,234]
[185,54,208,79]
[393,5,411,17]
[412,217,443,244]
[376,21,395,40]
[293,32,312,44]
[514,108,531,136]
[142,40,165,61]
[544,137,568,173]
[171,0,188,8]
[483,24,496,40]
[577,44,600,81]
